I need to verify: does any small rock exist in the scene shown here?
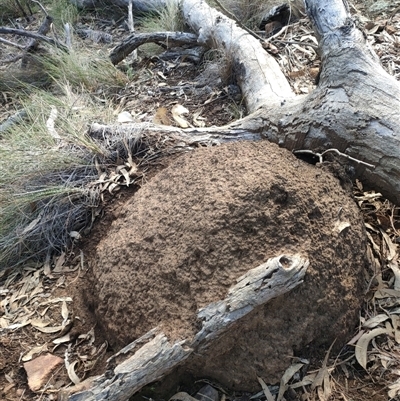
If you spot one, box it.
[23,353,63,392]
[195,384,219,401]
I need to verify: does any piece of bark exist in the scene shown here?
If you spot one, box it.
[60,254,308,401]
[0,109,27,136]
[195,385,219,401]
[21,15,53,68]
[76,28,113,43]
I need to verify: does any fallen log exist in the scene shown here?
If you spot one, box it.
[101,0,400,204]
[59,254,309,401]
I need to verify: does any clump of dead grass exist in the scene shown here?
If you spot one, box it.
[0,26,133,268]
[0,45,127,94]
[0,0,79,25]
[0,0,32,19]
[0,85,104,268]
[40,48,128,91]
[212,0,305,30]
[139,0,185,33]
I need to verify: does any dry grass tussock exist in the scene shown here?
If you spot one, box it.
[0,0,139,269]
[0,37,132,268]
[213,0,305,29]
[139,0,185,33]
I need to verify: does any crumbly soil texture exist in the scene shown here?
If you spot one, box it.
[86,140,367,390]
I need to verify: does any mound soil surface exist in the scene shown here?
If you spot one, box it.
[85,140,367,390]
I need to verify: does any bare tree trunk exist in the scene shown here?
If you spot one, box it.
[274,0,400,205]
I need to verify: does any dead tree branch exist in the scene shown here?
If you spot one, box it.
[110,31,199,65]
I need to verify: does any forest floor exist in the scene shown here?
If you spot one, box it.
[1,0,400,400]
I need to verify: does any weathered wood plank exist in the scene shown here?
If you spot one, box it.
[60,254,308,401]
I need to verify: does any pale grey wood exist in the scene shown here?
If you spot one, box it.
[193,255,309,348]
[110,31,199,65]
[80,0,400,204]
[180,0,295,113]
[61,255,308,401]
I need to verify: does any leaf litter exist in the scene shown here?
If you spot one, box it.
[0,258,108,398]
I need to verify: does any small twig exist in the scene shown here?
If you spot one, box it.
[1,54,24,64]
[127,0,134,33]
[213,0,265,42]
[322,148,375,168]
[0,36,25,49]
[64,23,73,49]
[389,5,400,21]
[31,0,48,16]
[264,21,302,43]
[127,0,137,60]
[26,0,34,15]
[21,14,54,68]
[293,148,375,169]
[0,27,68,51]
[273,39,319,50]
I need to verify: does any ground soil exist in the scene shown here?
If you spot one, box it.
[86,140,367,390]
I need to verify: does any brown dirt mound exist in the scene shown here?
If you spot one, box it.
[85,140,367,390]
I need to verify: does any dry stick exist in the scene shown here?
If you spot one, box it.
[110,32,198,65]
[212,0,265,42]
[21,14,53,68]
[293,149,375,169]
[25,0,34,15]
[322,148,375,168]
[273,39,319,50]
[127,0,137,60]
[14,0,29,21]
[127,0,134,32]
[0,36,25,49]
[0,27,68,51]
[64,23,72,49]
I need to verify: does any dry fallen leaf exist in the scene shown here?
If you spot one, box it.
[257,376,275,401]
[61,301,69,322]
[66,360,81,385]
[388,379,400,398]
[30,318,51,328]
[22,344,48,362]
[53,252,66,273]
[355,328,392,369]
[192,109,206,127]
[277,363,304,401]
[117,111,134,123]
[169,392,199,401]
[363,314,390,329]
[53,333,71,345]
[333,220,351,234]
